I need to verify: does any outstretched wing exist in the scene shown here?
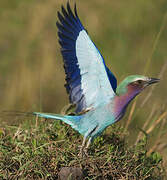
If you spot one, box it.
[57,2,117,113]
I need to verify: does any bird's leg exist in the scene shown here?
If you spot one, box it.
[83,137,92,156]
[86,137,92,149]
[78,136,86,157]
[78,126,97,157]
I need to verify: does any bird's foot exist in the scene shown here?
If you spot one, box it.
[78,147,88,158]
[83,147,88,156]
[78,146,84,157]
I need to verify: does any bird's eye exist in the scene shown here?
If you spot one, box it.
[137,80,143,84]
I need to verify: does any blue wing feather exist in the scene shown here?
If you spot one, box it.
[105,66,117,92]
[57,2,117,113]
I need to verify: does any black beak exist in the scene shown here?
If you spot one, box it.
[148,78,160,85]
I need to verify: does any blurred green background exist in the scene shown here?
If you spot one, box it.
[0,0,167,165]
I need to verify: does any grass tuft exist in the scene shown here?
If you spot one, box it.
[0,116,165,179]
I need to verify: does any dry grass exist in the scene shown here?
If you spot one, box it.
[0,117,165,179]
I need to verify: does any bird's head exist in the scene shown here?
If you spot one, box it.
[116,75,160,96]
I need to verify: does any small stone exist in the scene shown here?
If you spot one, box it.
[58,167,84,180]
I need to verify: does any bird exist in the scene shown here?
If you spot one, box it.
[34,2,160,156]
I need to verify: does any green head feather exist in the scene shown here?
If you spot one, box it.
[116,75,148,95]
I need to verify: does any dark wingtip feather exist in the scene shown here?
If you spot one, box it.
[61,5,68,17]
[67,1,71,10]
[57,11,63,22]
[56,21,60,28]
[67,1,70,8]
[67,3,74,17]
[74,3,78,17]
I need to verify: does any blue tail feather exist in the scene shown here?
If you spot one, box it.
[34,112,81,132]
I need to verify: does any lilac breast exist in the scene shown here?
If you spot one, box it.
[113,86,140,121]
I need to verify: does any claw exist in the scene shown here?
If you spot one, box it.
[83,147,89,156]
[78,137,92,157]
[78,147,88,157]
[78,145,84,157]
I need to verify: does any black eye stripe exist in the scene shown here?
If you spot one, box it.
[130,80,144,86]
[137,80,143,84]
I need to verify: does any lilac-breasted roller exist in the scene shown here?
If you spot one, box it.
[34,2,159,156]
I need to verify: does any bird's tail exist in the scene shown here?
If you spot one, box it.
[33,112,81,131]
